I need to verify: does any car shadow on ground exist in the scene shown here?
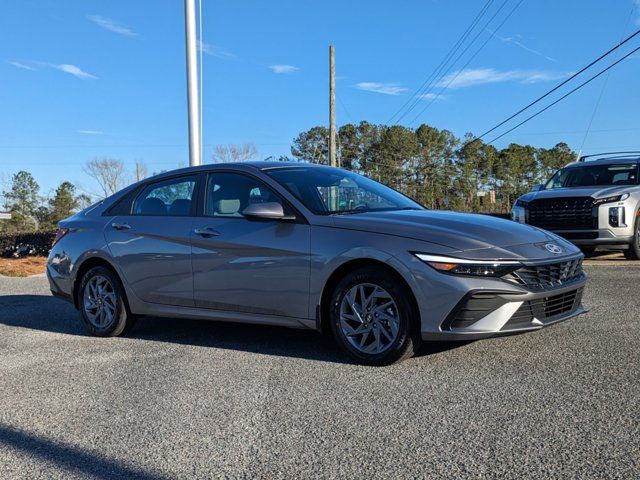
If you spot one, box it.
[0,422,169,480]
[0,294,470,364]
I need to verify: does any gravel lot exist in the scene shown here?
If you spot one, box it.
[0,267,638,479]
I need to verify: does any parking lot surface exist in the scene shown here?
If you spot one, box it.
[0,266,638,479]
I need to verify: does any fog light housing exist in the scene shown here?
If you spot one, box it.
[609,207,626,228]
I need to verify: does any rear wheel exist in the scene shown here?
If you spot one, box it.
[329,267,421,366]
[78,266,133,336]
[624,216,640,260]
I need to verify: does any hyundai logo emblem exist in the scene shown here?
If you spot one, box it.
[545,243,563,254]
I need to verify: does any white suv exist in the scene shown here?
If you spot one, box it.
[512,152,640,259]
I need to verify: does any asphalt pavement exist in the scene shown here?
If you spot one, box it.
[0,266,638,479]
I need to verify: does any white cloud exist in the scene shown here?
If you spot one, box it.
[487,29,557,62]
[198,41,236,60]
[78,130,104,135]
[436,68,567,89]
[418,92,447,101]
[7,61,35,71]
[87,15,136,36]
[53,64,98,80]
[355,82,408,95]
[269,64,299,74]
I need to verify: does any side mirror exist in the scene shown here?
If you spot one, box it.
[532,184,544,192]
[242,202,296,221]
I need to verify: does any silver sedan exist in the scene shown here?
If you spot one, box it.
[47,162,587,365]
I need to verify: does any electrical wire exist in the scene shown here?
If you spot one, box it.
[578,3,636,153]
[386,0,496,124]
[397,0,513,125]
[474,26,640,142]
[485,43,640,145]
[408,0,525,126]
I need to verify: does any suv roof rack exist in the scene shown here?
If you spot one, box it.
[578,151,640,162]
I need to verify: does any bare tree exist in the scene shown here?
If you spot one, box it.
[134,161,148,182]
[83,158,126,198]
[212,143,258,163]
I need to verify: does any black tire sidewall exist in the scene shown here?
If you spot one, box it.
[329,267,419,366]
[78,266,129,337]
[626,216,640,260]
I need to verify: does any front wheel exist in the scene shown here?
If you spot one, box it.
[624,216,640,260]
[329,267,421,366]
[78,266,133,336]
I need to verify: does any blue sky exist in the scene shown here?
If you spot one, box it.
[2,0,640,196]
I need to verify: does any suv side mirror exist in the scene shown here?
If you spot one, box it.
[532,184,544,192]
[243,202,296,221]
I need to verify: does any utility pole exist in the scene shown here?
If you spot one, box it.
[329,45,337,168]
[185,0,201,166]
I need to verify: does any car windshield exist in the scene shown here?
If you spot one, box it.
[545,163,639,189]
[265,166,424,215]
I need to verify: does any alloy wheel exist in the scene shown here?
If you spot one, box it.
[339,283,400,354]
[83,275,118,328]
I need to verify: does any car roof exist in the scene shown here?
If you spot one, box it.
[140,161,328,183]
[565,154,640,168]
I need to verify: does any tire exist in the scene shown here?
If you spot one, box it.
[78,266,133,337]
[329,266,421,366]
[580,247,596,257]
[624,216,640,260]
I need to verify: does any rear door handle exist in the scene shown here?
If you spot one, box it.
[193,227,220,237]
[111,222,132,231]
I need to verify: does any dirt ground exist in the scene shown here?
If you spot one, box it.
[0,256,47,277]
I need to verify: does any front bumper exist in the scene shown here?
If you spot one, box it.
[420,279,587,341]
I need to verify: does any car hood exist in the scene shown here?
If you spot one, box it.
[519,185,632,202]
[330,209,573,254]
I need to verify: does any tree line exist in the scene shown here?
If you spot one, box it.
[1,123,577,233]
[289,122,576,213]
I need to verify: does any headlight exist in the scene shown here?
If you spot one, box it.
[414,253,522,277]
[593,193,629,206]
[515,199,529,207]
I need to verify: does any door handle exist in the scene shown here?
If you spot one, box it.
[193,227,220,237]
[111,222,132,231]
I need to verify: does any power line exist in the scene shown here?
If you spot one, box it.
[336,93,354,122]
[485,43,640,145]
[578,3,636,153]
[408,0,525,126]
[398,0,513,126]
[386,0,496,124]
[475,25,640,142]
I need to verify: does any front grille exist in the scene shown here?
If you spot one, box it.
[556,231,599,240]
[527,197,596,230]
[505,257,584,291]
[503,288,583,330]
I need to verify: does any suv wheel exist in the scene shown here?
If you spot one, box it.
[78,266,133,336]
[329,267,421,366]
[624,216,640,260]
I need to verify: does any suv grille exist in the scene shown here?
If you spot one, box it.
[527,197,596,230]
[505,257,584,291]
[503,288,583,330]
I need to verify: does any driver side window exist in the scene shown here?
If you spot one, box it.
[205,173,285,218]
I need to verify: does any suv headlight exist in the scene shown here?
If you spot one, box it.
[593,193,629,205]
[414,253,522,277]
[514,199,530,207]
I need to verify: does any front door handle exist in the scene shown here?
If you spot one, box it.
[193,227,220,237]
[111,222,132,231]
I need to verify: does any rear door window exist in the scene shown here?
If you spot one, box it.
[134,176,197,216]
